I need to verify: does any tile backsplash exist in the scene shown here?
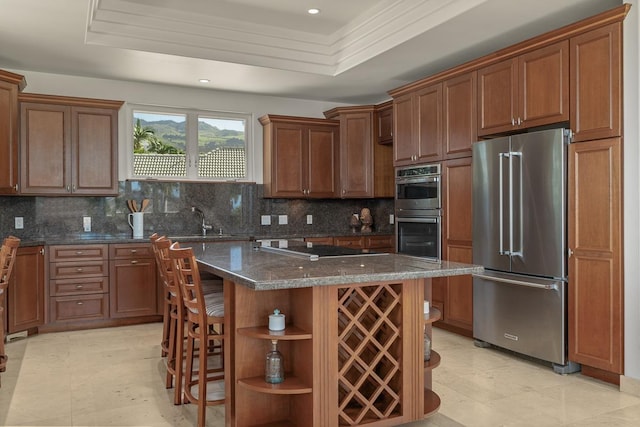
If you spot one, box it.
[0,181,394,240]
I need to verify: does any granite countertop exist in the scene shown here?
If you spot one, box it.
[193,241,483,290]
[15,233,252,247]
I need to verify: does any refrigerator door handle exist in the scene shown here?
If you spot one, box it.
[510,151,523,257]
[499,152,508,255]
[473,273,558,290]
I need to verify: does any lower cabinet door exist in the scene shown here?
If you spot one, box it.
[8,246,45,333]
[50,294,109,322]
[109,258,157,318]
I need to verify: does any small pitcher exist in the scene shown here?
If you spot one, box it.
[127,212,144,238]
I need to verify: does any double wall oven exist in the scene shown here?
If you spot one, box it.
[395,164,441,261]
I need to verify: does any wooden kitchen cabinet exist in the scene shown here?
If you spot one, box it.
[568,137,623,377]
[0,70,25,195]
[393,71,476,166]
[6,245,45,333]
[434,158,473,335]
[477,40,569,136]
[393,83,442,166]
[570,23,622,142]
[375,101,393,144]
[260,114,338,198]
[443,72,477,159]
[18,94,122,196]
[48,244,109,325]
[307,235,395,253]
[324,106,394,198]
[109,244,157,318]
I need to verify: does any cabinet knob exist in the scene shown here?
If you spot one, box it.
[76,301,84,305]
[511,118,515,126]
[13,184,18,191]
[131,260,138,264]
[76,285,84,289]
[66,185,71,192]
[76,268,84,272]
[517,117,522,126]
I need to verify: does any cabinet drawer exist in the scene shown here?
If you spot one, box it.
[110,244,153,259]
[49,260,109,279]
[50,294,109,322]
[365,235,394,249]
[50,277,109,296]
[49,244,108,262]
[334,236,364,248]
[304,237,334,245]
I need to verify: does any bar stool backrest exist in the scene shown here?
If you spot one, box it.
[0,236,20,289]
[169,243,207,323]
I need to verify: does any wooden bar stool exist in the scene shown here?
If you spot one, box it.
[0,236,20,381]
[169,242,225,427]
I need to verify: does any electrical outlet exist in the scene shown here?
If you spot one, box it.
[83,216,92,232]
[14,217,24,229]
[389,214,395,225]
[306,214,313,225]
[261,215,271,226]
[278,215,288,225]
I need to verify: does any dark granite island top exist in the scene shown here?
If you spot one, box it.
[192,241,482,290]
[191,240,482,427]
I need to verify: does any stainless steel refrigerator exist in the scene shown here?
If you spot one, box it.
[472,128,577,372]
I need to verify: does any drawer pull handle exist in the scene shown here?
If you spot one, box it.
[76,268,84,272]
[131,260,138,264]
[130,249,137,253]
[76,301,84,305]
[75,285,83,289]
[76,251,83,255]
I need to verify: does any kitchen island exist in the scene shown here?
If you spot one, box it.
[193,241,482,427]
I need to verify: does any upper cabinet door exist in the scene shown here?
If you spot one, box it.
[269,122,306,197]
[72,107,119,195]
[20,102,72,195]
[0,77,20,194]
[570,23,622,142]
[477,58,518,136]
[443,72,477,159]
[478,41,569,136]
[519,41,569,128]
[392,93,415,166]
[307,124,338,198]
[415,83,443,163]
[338,112,373,198]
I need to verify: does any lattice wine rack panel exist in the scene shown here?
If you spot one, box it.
[337,283,403,426]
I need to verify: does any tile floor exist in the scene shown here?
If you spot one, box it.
[1,323,640,426]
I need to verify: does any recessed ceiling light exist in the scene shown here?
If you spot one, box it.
[308,8,320,15]
[199,79,210,83]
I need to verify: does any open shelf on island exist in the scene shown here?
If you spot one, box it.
[424,350,441,370]
[238,375,313,395]
[424,388,441,417]
[423,307,442,324]
[237,325,312,340]
[252,421,295,427]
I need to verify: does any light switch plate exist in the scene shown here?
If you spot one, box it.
[261,215,271,226]
[278,215,288,225]
[306,214,313,225]
[83,216,92,232]
[14,217,24,229]
[389,214,394,225]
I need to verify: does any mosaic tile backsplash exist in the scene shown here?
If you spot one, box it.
[0,182,395,240]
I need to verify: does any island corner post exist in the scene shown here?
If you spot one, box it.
[221,276,438,427]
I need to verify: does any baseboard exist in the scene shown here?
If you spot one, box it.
[621,375,640,397]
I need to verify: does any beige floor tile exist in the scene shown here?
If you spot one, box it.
[4,323,640,427]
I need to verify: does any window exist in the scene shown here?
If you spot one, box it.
[130,106,251,181]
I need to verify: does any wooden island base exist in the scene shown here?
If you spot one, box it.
[223,278,440,427]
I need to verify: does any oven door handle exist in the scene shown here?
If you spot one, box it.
[397,217,438,223]
[396,176,439,185]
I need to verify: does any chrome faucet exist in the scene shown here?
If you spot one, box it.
[191,206,213,236]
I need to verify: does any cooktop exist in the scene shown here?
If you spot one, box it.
[259,242,388,261]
